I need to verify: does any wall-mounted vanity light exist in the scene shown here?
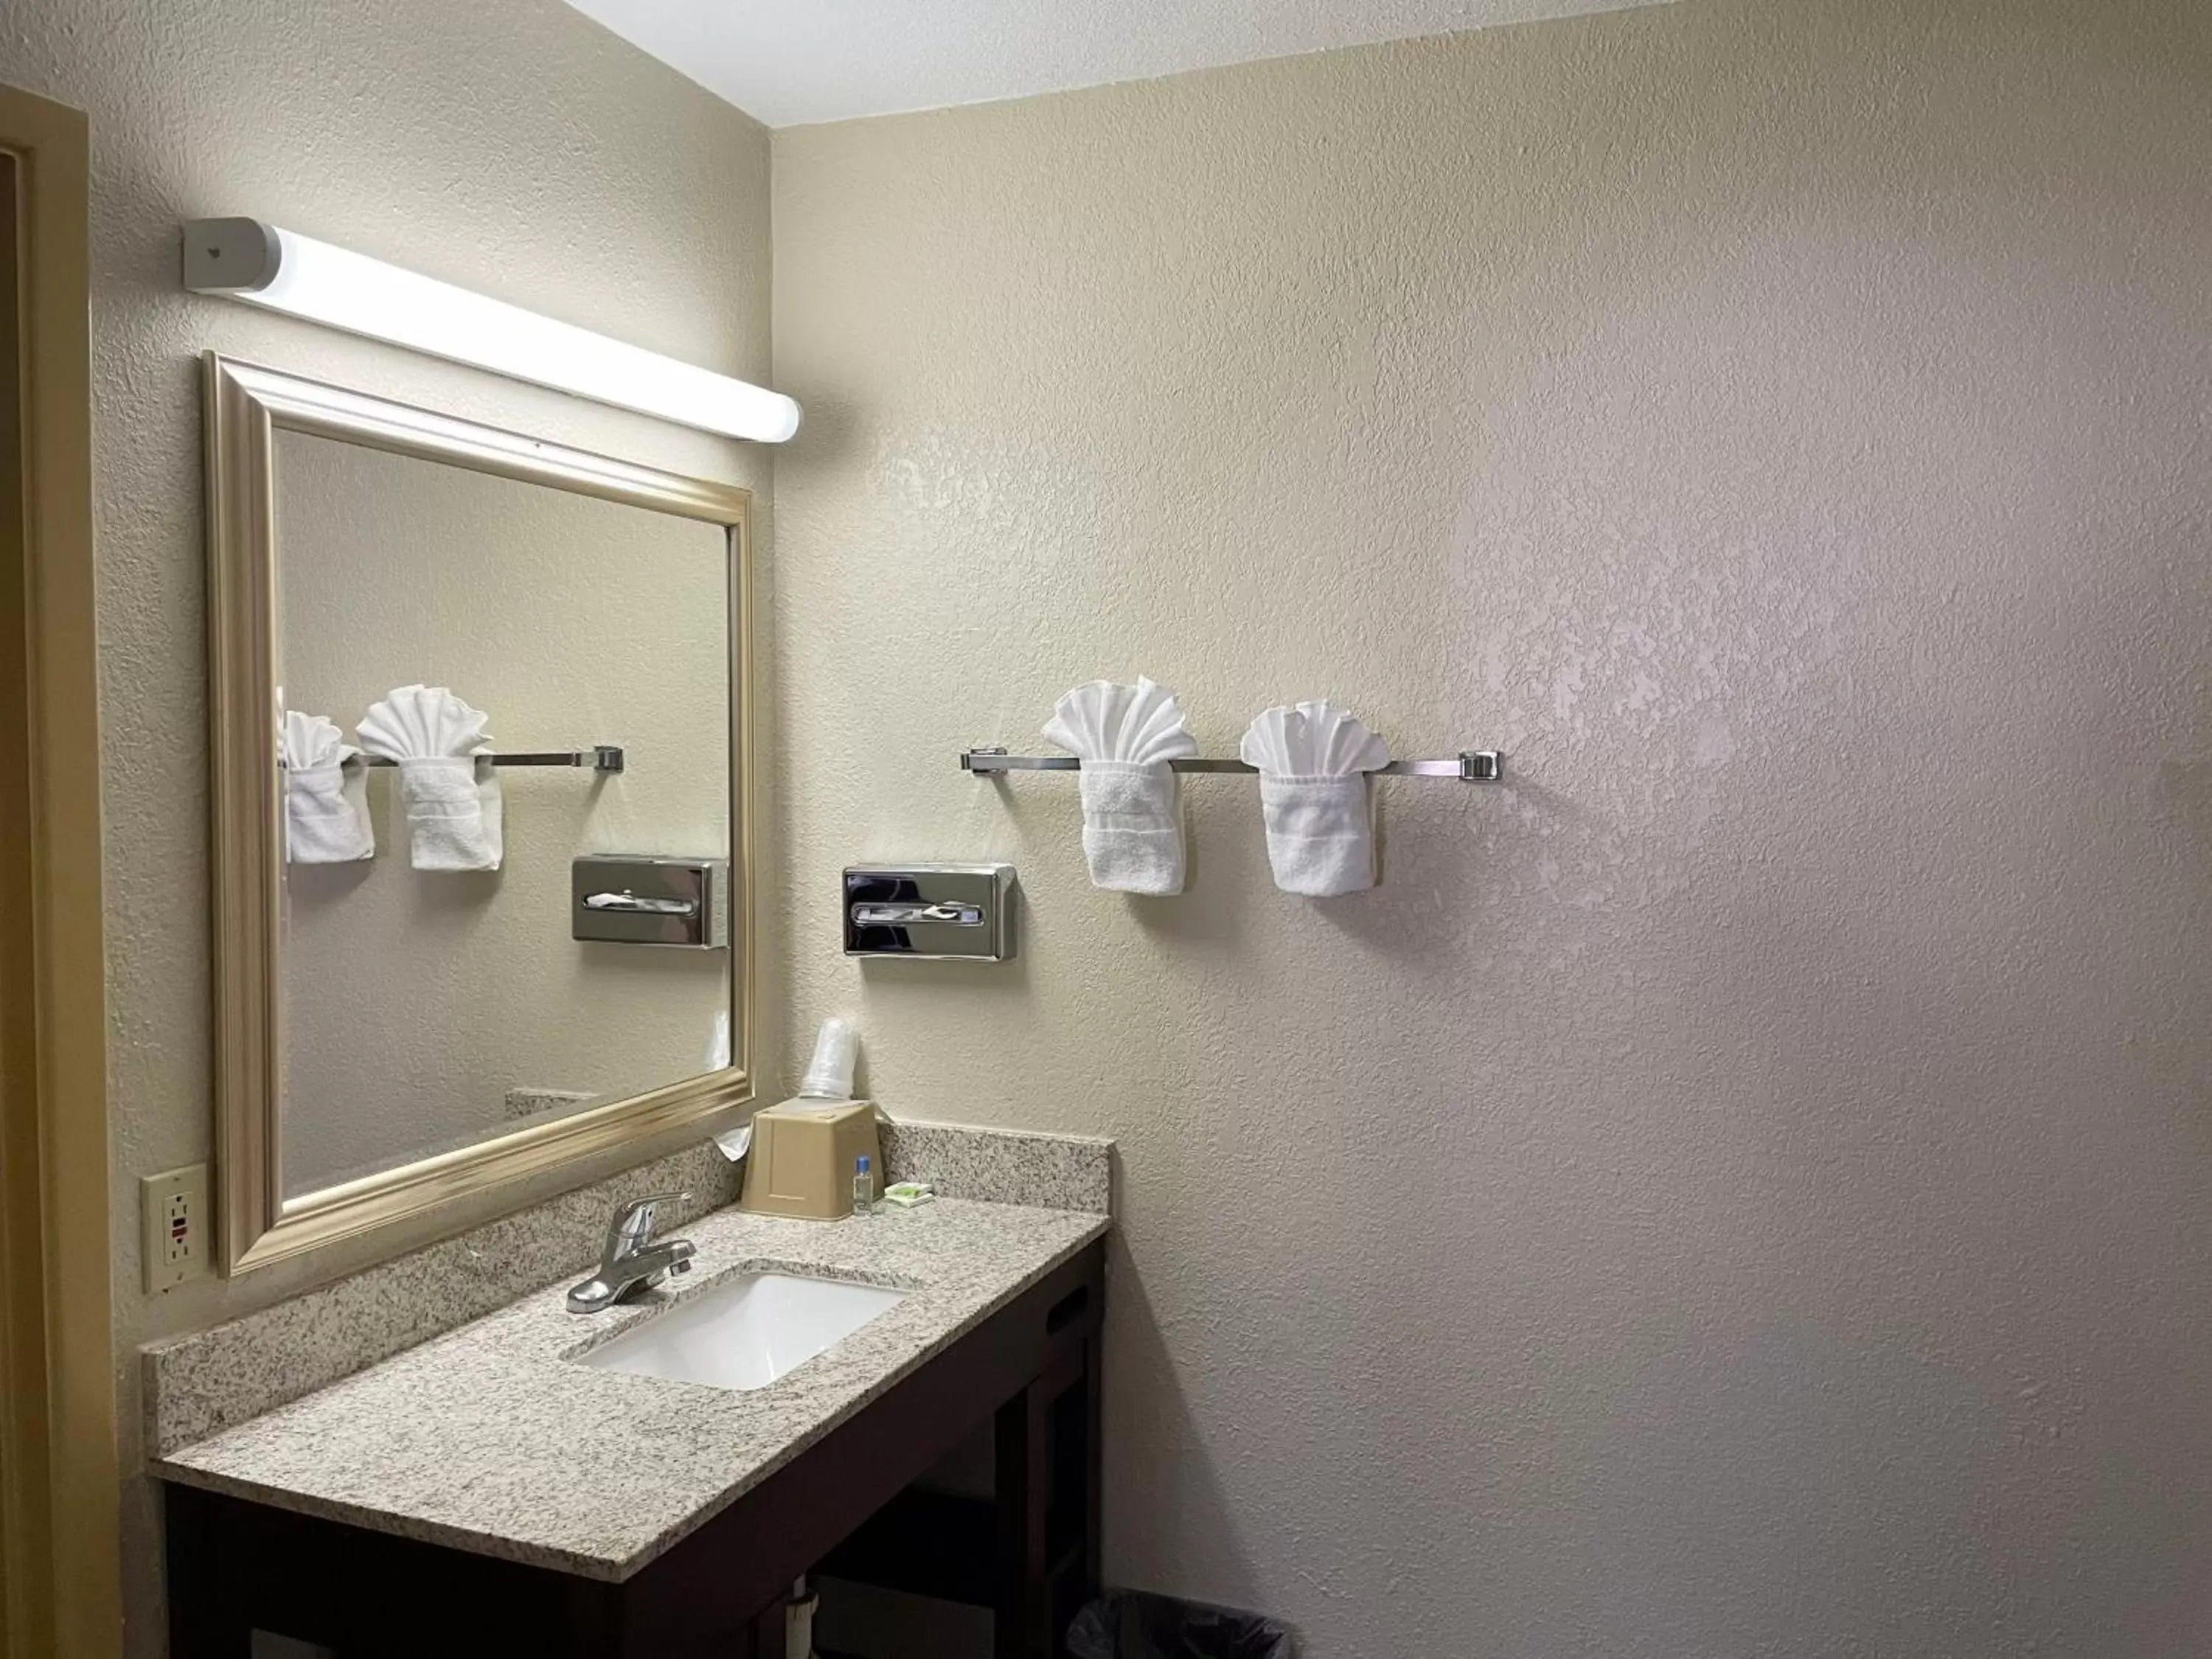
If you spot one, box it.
[181,218,801,443]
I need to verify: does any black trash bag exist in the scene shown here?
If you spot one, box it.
[1065,1590,1293,1659]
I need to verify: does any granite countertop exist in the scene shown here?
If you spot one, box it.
[153,1197,1109,1581]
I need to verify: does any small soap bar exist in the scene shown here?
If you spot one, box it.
[883,1181,935,1208]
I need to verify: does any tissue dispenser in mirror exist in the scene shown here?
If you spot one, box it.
[572,855,728,949]
[844,864,1015,961]
[740,1099,883,1220]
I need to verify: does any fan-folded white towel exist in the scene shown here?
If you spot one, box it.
[1239,701,1391,897]
[280,709,373,863]
[355,685,503,872]
[1043,677,1200,895]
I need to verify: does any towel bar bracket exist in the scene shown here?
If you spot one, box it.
[959,746,1503,783]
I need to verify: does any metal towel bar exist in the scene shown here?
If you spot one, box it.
[352,745,625,773]
[960,747,1503,782]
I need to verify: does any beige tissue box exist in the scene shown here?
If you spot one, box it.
[739,1099,883,1220]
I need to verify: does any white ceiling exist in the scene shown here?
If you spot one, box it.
[566,0,1672,129]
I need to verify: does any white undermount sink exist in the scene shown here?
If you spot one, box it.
[578,1270,907,1392]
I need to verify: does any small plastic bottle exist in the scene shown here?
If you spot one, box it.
[852,1154,873,1218]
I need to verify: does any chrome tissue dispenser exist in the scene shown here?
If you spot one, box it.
[844,865,1016,961]
[572,855,728,948]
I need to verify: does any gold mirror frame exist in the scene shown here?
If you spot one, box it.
[204,354,755,1273]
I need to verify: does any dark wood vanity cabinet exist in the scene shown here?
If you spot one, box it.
[166,1242,1105,1659]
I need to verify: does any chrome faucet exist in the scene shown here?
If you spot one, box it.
[567,1192,697,1313]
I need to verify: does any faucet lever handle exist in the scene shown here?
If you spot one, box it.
[608,1191,691,1254]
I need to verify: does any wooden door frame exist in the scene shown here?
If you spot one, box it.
[0,83,120,1659]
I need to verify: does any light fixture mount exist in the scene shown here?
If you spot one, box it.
[182,218,282,292]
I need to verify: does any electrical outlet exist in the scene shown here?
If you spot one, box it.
[141,1164,211,1291]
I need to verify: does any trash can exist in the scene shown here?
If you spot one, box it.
[1065,1590,1293,1659]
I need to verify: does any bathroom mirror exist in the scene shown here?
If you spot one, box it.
[205,355,754,1272]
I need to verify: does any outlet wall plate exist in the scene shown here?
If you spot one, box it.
[141,1164,211,1291]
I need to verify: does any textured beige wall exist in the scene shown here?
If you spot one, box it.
[0,1,771,1649]
[773,1,2212,1652]
[276,433,731,1195]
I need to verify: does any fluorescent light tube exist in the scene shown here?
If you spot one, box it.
[182,218,800,444]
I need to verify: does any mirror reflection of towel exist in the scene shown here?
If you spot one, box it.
[355,684,502,872]
[279,709,374,863]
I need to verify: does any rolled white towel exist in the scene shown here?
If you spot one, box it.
[355,685,502,872]
[1043,677,1200,896]
[1239,701,1391,897]
[279,709,373,863]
